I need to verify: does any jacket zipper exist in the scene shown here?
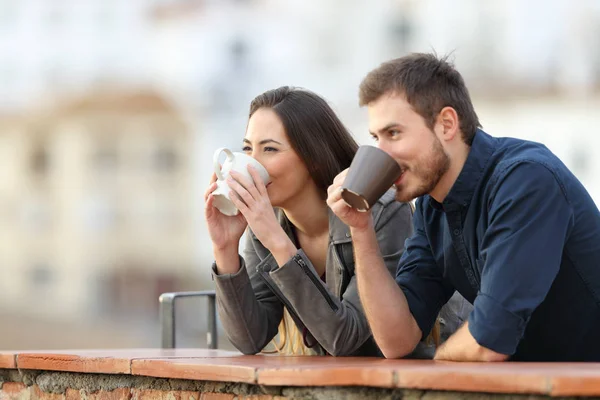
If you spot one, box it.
[334,245,349,299]
[259,266,330,355]
[293,254,339,312]
[258,268,304,324]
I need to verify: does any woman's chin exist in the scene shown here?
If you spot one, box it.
[266,190,278,207]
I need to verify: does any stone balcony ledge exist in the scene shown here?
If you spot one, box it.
[1,349,600,399]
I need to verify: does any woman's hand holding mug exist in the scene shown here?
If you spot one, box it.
[206,147,269,274]
[207,147,296,267]
[205,172,248,252]
[226,166,290,255]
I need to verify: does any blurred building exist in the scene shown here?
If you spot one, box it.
[0,91,197,322]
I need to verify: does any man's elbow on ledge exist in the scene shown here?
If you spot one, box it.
[480,349,510,362]
[380,343,418,359]
[471,339,511,362]
[379,328,423,359]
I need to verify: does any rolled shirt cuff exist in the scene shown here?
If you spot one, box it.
[469,292,527,356]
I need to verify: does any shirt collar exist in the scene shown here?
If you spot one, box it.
[430,129,496,211]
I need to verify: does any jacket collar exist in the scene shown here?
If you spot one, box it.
[328,207,352,244]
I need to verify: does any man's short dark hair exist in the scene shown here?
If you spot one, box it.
[359,53,481,145]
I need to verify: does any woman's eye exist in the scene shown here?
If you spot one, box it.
[264,147,278,152]
[242,146,251,152]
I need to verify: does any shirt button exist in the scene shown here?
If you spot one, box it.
[453,229,461,236]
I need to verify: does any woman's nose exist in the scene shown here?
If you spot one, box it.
[250,151,264,164]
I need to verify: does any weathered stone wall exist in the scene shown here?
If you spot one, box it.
[1,369,595,400]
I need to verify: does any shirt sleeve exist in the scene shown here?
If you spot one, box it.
[469,161,575,355]
[395,198,455,340]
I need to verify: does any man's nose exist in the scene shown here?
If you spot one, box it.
[376,141,394,157]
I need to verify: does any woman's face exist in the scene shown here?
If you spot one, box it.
[243,107,314,208]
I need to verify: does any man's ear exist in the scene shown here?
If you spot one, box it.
[437,106,459,141]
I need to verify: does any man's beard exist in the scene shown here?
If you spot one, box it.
[394,134,450,203]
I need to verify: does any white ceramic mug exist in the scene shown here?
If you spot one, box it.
[211,147,270,216]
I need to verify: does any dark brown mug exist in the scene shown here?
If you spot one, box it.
[341,145,401,212]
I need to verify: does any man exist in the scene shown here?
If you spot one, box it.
[327,53,600,362]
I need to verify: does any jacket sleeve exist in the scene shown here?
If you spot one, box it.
[212,232,283,354]
[269,200,413,356]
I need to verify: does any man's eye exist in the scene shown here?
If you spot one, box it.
[370,135,379,142]
[389,130,401,137]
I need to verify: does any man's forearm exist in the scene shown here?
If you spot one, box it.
[434,322,509,362]
[351,224,421,358]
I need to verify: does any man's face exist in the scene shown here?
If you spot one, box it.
[367,92,450,203]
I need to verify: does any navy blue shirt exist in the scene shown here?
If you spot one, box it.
[396,129,600,361]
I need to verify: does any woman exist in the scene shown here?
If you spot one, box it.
[205,86,468,356]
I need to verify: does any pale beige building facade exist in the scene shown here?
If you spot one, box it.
[0,91,197,322]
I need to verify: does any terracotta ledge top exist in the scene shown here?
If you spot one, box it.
[1,349,600,397]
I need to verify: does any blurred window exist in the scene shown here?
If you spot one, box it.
[92,142,119,172]
[30,263,54,288]
[31,143,50,176]
[230,38,248,71]
[152,144,178,173]
[82,197,118,233]
[389,15,412,51]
